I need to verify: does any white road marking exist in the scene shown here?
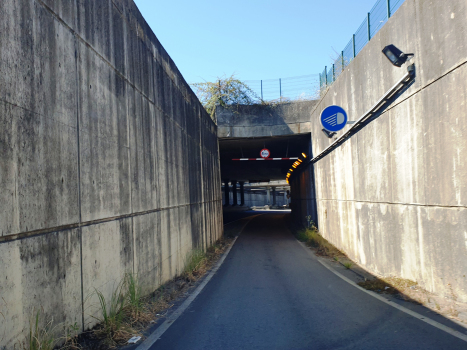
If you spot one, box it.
[136,236,239,350]
[297,241,467,343]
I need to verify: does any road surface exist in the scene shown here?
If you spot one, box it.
[149,213,466,349]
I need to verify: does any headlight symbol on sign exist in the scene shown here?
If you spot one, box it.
[320,105,348,132]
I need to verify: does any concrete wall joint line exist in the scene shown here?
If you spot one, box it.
[310,57,467,129]
[0,0,223,345]
[371,58,467,119]
[316,198,467,210]
[296,58,467,178]
[291,0,467,305]
[34,0,210,122]
[0,199,222,244]
[0,98,77,129]
[34,0,154,105]
[74,35,85,332]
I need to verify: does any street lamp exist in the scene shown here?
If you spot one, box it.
[382,44,414,67]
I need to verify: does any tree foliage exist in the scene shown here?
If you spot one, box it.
[191,75,260,118]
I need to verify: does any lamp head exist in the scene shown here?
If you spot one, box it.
[382,44,414,67]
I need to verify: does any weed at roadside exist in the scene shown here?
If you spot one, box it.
[125,274,143,319]
[22,238,231,350]
[17,308,81,350]
[23,310,58,350]
[89,281,135,347]
[123,273,154,328]
[296,226,343,258]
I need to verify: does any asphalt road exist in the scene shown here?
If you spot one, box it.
[222,209,281,224]
[149,214,466,350]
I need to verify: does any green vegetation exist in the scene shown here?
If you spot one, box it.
[343,262,353,269]
[191,74,259,117]
[182,242,223,281]
[19,309,80,350]
[24,310,58,350]
[92,281,129,344]
[125,273,144,319]
[17,239,231,349]
[183,249,207,278]
[295,222,343,259]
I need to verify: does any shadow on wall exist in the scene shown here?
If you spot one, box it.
[216,101,318,138]
[293,0,467,303]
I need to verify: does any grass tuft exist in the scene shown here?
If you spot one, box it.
[20,239,232,349]
[91,281,133,346]
[296,226,343,258]
[19,309,61,350]
[125,273,144,318]
[343,262,353,269]
[183,249,208,281]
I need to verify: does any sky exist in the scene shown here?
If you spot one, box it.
[134,0,379,85]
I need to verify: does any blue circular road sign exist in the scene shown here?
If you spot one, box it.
[320,105,348,132]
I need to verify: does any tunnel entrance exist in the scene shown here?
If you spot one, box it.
[219,133,311,209]
[216,101,319,225]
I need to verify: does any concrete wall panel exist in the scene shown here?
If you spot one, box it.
[217,101,318,138]
[82,219,133,329]
[0,229,82,347]
[134,212,162,295]
[421,64,467,207]
[389,95,426,205]
[0,2,80,236]
[78,42,131,222]
[0,0,222,345]
[292,0,467,302]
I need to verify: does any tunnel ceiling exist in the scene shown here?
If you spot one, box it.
[219,134,311,182]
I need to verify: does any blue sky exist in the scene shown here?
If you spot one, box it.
[134,0,380,85]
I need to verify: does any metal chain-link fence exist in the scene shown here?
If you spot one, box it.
[319,0,405,93]
[245,74,320,102]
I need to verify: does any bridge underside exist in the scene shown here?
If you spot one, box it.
[219,133,311,182]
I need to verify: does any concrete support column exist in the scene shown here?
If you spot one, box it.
[224,180,230,206]
[266,187,271,206]
[239,181,245,206]
[232,180,238,206]
[272,187,277,206]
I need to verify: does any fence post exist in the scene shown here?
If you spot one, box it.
[279,78,282,101]
[341,51,345,71]
[261,80,263,100]
[352,34,356,58]
[387,0,391,19]
[332,64,335,82]
[319,73,322,89]
[367,12,371,41]
[324,66,328,86]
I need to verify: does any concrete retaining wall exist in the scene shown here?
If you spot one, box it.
[216,101,317,138]
[0,0,222,347]
[292,0,467,302]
